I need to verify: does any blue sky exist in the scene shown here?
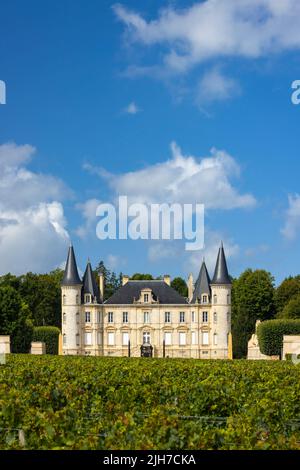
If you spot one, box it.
[1,0,300,284]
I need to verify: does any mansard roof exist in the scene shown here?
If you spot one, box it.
[211,243,231,285]
[61,245,82,286]
[191,261,211,303]
[105,280,188,305]
[82,260,101,303]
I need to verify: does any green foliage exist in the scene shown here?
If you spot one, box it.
[1,356,300,450]
[95,261,122,300]
[170,277,188,297]
[279,294,300,319]
[231,269,275,359]
[0,286,33,353]
[131,273,154,280]
[275,276,300,315]
[257,319,300,357]
[32,326,60,355]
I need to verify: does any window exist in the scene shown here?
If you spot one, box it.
[123,312,128,323]
[97,332,102,345]
[191,331,197,345]
[62,295,66,305]
[97,311,101,323]
[202,332,209,345]
[85,332,92,346]
[179,332,186,346]
[165,312,171,323]
[179,312,185,323]
[227,294,230,305]
[122,332,129,346]
[144,294,149,302]
[108,312,113,323]
[213,294,217,304]
[84,294,92,304]
[213,312,217,323]
[191,311,195,323]
[76,312,79,324]
[202,311,208,323]
[63,312,66,324]
[63,334,66,345]
[144,311,150,323]
[164,332,172,345]
[76,295,79,305]
[143,331,151,344]
[227,312,231,324]
[76,333,80,346]
[202,295,208,303]
[85,311,91,323]
[213,333,218,345]
[108,332,115,346]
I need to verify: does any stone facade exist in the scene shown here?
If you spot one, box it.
[282,335,300,360]
[61,244,232,359]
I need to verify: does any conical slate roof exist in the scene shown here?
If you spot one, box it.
[211,243,231,285]
[82,261,101,303]
[61,245,82,286]
[191,261,211,303]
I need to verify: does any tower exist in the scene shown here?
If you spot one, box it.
[210,243,232,359]
[61,244,82,355]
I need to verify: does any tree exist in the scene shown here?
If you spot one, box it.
[275,276,300,315]
[279,293,300,319]
[171,277,188,297]
[131,273,154,280]
[231,269,276,358]
[0,286,33,352]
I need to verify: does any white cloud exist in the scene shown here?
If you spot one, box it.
[124,102,140,114]
[75,198,102,239]
[106,253,126,271]
[196,68,241,105]
[90,141,256,210]
[281,194,300,240]
[0,142,70,274]
[114,0,300,74]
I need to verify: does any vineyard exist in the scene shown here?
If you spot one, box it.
[0,355,300,450]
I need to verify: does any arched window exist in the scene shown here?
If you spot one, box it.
[213,294,217,304]
[213,333,218,345]
[62,295,66,305]
[63,312,66,324]
[213,312,217,323]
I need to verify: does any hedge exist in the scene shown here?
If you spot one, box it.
[257,319,300,357]
[32,326,60,355]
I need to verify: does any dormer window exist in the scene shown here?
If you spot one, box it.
[202,295,208,304]
[84,294,92,304]
[144,294,149,302]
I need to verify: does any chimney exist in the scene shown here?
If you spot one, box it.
[163,275,171,286]
[122,275,129,286]
[99,273,104,301]
[188,273,194,301]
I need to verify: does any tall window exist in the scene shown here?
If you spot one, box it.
[76,295,79,305]
[191,311,195,323]
[213,333,218,345]
[144,311,150,323]
[108,332,115,346]
[85,311,91,323]
[143,331,150,344]
[97,332,102,345]
[179,332,186,346]
[63,312,66,324]
[202,332,209,345]
[84,294,92,304]
[202,311,208,323]
[227,312,231,324]
[63,334,66,345]
[164,332,172,345]
[179,312,185,323]
[191,331,196,345]
[76,312,79,324]
[227,294,230,305]
[144,294,149,302]
[202,295,208,304]
[122,332,129,346]
[85,332,92,345]
[108,312,113,323]
[123,312,128,323]
[213,312,217,323]
[76,333,80,346]
[213,294,217,304]
[62,295,66,305]
[165,312,171,323]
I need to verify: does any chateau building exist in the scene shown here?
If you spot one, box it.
[61,244,232,359]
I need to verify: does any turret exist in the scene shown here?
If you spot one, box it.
[191,260,211,304]
[82,260,101,304]
[210,243,231,358]
[61,244,82,355]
